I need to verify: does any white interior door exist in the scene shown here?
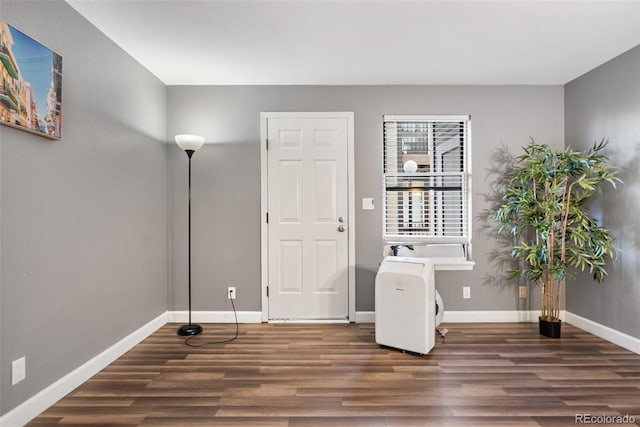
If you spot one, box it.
[264,113,351,320]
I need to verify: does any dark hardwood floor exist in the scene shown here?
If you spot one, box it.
[29,322,640,426]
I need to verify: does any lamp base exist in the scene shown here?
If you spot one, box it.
[177,323,203,336]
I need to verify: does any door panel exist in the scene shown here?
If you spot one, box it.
[267,116,349,320]
[313,160,337,222]
[279,240,303,293]
[314,240,338,293]
[278,161,303,222]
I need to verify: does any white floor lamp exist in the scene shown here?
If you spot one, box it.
[175,134,204,336]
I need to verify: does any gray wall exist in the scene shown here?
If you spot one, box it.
[0,0,168,415]
[565,45,640,339]
[167,85,564,313]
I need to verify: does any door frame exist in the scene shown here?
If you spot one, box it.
[260,112,355,322]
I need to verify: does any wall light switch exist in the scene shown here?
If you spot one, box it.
[362,198,375,210]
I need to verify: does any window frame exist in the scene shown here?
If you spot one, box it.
[382,114,472,259]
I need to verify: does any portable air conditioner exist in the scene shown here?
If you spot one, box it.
[375,256,436,355]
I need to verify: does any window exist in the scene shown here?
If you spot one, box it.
[383,115,472,257]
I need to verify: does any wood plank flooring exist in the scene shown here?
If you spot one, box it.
[29,323,640,426]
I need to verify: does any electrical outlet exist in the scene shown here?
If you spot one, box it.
[227,286,236,300]
[463,286,471,299]
[519,286,527,299]
[12,357,26,385]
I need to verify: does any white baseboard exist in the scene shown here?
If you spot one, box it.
[167,310,262,323]
[0,311,168,427]
[443,310,566,323]
[565,311,640,355]
[268,319,349,324]
[355,311,375,323]
[357,310,559,323]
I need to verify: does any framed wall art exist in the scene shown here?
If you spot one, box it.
[0,19,62,140]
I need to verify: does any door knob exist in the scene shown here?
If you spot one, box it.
[338,216,345,223]
[338,225,345,232]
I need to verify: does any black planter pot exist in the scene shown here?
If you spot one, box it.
[539,317,561,338]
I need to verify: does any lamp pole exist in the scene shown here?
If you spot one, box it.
[176,135,204,336]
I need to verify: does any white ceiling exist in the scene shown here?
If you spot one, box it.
[65,0,640,86]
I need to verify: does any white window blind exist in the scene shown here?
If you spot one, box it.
[383,115,472,249]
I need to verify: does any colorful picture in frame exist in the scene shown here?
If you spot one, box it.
[0,19,62,139]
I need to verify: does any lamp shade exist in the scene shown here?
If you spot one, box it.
[175,134,204,151]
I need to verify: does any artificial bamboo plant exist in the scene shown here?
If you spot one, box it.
[492,140,620,325]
